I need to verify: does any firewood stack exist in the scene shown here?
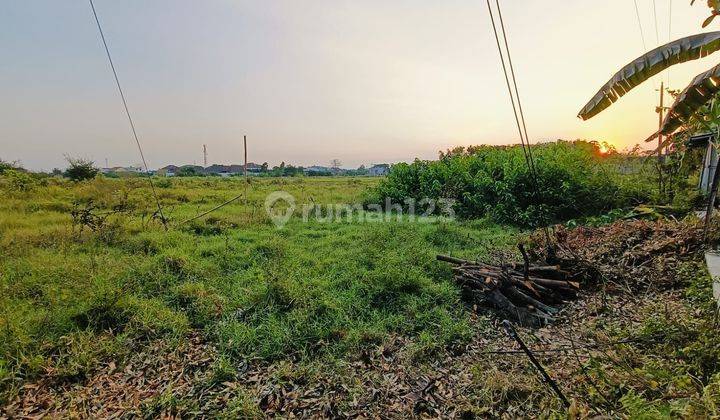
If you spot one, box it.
[437,249,580,327]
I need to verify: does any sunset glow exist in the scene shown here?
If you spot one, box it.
[1,0,717,170]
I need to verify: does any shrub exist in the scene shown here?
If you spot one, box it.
[64,157,99,182]
[367,140,641,227]
[0,159,22,175]
[3,170,35,192]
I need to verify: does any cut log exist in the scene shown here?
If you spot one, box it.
[437,254,581,327]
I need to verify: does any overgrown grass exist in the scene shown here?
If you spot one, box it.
[579,260,720,417]
[0,175,518,401]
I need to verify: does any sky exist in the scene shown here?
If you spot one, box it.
[2,0,719,171]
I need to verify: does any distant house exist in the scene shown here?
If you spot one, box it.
[245,162,263,173]
[204,163,262,177]
[170,165,204,176]
[204,164,232,177]
[229,163,262,174]
[158,165,180,177]
[158,163,263,177]
[304,165,331,175]
[368,164,390,176]
[102,166,144,175]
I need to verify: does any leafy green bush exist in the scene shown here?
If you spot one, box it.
[3,170,36,192]
[368,140,645,227]
[64,157,99,182]
[0,159,22,175]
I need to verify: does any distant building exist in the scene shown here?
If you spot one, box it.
[102,166,144,175]
[304,165,331,175]
[158,162,264,177]
[245,162,263,173]
[204,163,262,176]
[368,164,390,176]
[204,164,232,177]
[157,165,179,177]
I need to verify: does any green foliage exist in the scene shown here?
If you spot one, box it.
[3,170,36,192]
[699,0,720,27]
[176,166,204,177]
[64,157,99,182]
[620,390,669,419]
[209,355,236,385]
[574,261,720,417]
[221,389,263,418]
[369,140,645,227]
[0,176,509,401]
[0,159,22,175]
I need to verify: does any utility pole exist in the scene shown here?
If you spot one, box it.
[657,81,664,161]
[656,82,665,197]
[243,135,248,179]
[243,135,249,211]
[203,144,208,167]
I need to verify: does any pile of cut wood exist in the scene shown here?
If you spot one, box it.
[437,250,579,327]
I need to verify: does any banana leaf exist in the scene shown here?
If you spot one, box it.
[660,62,720,135]
[578,32,720,120]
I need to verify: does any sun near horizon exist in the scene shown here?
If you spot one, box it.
[1,0,717,170]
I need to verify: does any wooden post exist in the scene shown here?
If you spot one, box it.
[658,82,664,159]
[243,135,249,213]
[705,129,720,240]
[243,135,248,179]
[657,82,665,197]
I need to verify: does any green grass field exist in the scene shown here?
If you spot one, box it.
[2,172,720,417]
[0,176,518,400]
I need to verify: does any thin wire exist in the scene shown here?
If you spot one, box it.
[652,0,660,46]
[634,0,648,52]
[179,193,245,225]
[489,0,552,245]
[667,0,672,87]
[494,0,541,187]
[484,0,532,172]
[89,0,168,229]
[181,136,250,225]
[634,0,658,93]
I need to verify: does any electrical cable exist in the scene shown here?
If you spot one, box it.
[89,0,168,229]
[485,0,552,246]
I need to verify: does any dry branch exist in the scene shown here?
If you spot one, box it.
[437,253,579,327]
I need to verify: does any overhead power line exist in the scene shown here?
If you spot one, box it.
[652,0,660,46]
[88,0,168,229]
[493,0,541,186]
[667,0,673,86]
[484,0,551,247]
[634,0,648,52]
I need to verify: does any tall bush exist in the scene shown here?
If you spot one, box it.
[368,141,640,227]
[64,157,99,182]
[0,159,22,175]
